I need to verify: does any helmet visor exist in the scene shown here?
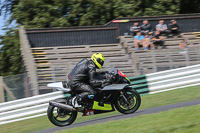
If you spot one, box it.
[97,58,104,67]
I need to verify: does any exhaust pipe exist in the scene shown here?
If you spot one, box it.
[49,101,76,112]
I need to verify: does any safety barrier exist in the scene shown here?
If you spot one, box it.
[0,64,200,125]
[130,64,200,94]
[128,75,149,94]
[0,91,64,125]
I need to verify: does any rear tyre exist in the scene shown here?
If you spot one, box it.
[114,89,141,114]
[47,98,77,127]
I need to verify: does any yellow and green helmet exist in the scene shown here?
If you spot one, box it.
[91,53,104,69]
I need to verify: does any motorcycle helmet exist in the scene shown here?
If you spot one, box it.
[91,53,104,69]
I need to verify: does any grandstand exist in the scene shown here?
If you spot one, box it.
[119,33,200,74]
[19,14,200,95]
[31,43,135,91]
[25,32,200,93]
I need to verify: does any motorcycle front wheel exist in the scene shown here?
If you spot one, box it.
[114,89,141,114]
[47,98,77,127]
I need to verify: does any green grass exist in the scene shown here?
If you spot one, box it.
[57,104,200,133]
[0,85,200,133]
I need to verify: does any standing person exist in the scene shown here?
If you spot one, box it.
[179,39,188,50]
[67,53,109,108]
[168,20,181,37]
[152,31,166,49]
[130,22,141,36]
[140,20,152,35]
[134,32,144,51]
[156,20,169,37]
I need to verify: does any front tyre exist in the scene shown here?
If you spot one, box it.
[114,89,141,114]
[47,98,77,127]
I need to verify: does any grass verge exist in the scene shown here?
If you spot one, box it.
[57,104,200,133]
[0,85,200,133]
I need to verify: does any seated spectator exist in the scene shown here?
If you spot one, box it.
[140,20,153,35]
[156,20,169,37]
[179,39,188,50]
[134,32,145,51]
[152,31,166,49]
[143,34,154,50]
[168,20,181,37]
[130,22,141,36]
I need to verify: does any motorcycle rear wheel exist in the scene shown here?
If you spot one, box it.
[114,89,141,114]
[47,98,77,127]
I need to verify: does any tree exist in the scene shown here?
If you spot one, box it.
[180,0,200,14]
[142,0,180,16]
[1,0,182,28]
[0,29,22,76]
[11,0,72,28]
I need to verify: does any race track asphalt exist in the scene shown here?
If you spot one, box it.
[33,99,200,133]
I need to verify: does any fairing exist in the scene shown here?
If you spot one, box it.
[102,84,129,91]
[47,82,71,92]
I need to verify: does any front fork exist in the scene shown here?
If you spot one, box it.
[120,91,129,104]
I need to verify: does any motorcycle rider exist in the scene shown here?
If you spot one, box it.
[67,52,109,108]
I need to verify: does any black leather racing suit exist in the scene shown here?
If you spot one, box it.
[67,58,104,100]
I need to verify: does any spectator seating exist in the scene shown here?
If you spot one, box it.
[31,44,135,91]
[192,32,200,39]
[28,32,200,92]
[120,33,200,51]
[134,48,200,74]
[119,32,200,74]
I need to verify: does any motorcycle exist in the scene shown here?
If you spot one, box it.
[47,67,141,127]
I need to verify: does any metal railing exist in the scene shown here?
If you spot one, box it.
[137,47,200,75]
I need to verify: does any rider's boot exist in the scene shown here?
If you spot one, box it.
[72,96,82,108]
[72,94,95,109]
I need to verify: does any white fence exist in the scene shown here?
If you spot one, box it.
[0,91,64,125]
[0,64,200,125]
[146,64,200,93]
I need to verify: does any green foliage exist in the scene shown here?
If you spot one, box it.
[143,0,180,16]
[0,29,22,76]
[180,0,200,14]
[1,0,182,28]
[1,0,199,29]
[11,0,72,28]
[0,0,200,76]
[75,0,114,26]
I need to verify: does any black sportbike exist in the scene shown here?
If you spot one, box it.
[47,67,141,127]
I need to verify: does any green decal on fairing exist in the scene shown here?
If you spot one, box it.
[92,101,112,111]
[64,93,71,98]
